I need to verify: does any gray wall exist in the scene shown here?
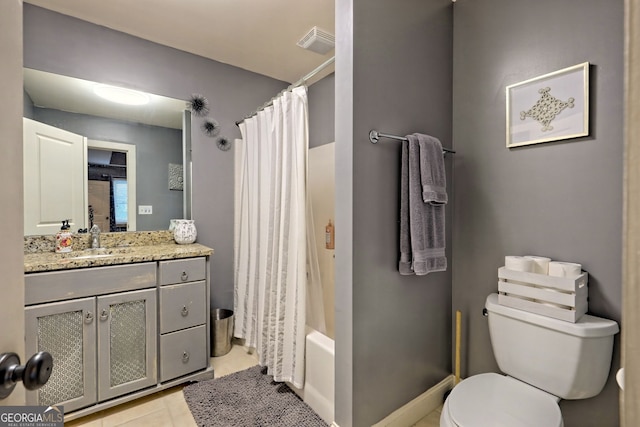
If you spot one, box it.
[23,4,288,310]
[335,1,453,426]
[32,107,183,231]
[452,1,623,427]
[309,73,335,148]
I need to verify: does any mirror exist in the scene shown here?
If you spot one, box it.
[23,68,190,235]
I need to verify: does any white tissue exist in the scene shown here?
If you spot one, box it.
[548,261,582,277]
[524,256,551,275]
[505,256,534,272]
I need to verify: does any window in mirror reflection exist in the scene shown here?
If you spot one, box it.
[113,178,128,229]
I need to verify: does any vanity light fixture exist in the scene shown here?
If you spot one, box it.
[93,84,150,106]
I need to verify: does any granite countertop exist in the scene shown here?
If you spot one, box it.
[24,231,213,273]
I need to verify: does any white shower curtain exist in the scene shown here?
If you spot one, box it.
[234,86,324,388]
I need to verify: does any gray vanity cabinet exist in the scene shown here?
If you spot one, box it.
[24,263,157,412]
[25,297,97,413]
[24,254,213,420]
[96,289,157,401]
[158,257,208,382]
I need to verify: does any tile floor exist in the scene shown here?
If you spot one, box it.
[65,344,442,426]
[65,344,259,427]
[412,405,442,427]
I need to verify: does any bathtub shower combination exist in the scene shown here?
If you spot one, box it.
[296,142,337,425]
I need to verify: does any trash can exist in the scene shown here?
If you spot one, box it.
[211,309,234,357]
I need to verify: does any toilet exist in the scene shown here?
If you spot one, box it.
[441,293,619,427]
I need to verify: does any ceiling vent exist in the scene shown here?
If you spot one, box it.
[297,26,335,54]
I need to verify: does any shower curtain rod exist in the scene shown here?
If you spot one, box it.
[235,56,336,126]
[369,130,456,155]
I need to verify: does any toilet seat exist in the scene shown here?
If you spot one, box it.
[443,373,563,427]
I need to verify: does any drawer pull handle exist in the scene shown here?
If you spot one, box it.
[99,309,109,321]
[84,311,94,324]
[181,271,189,281]
[182,352,190,363]
[181,306,189,317]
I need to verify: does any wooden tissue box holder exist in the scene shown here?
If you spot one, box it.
[497,267,588,323]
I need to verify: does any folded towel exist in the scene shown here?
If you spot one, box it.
[399,139,413,275]
[417,134,447,205]
[399,134,447,275]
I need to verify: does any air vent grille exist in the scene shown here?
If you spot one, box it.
[297,26,335,55]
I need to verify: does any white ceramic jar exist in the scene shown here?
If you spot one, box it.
[173,219,197,244]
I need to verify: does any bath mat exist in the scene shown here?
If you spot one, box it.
[183,365,328,427]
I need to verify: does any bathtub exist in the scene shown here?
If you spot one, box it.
[289,328,335,425]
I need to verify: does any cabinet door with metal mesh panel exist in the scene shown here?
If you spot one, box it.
[25,297,97,412]
[97,289,157,401]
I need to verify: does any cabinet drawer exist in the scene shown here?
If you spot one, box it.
[25,262,157,305]
[160,325,207,382]
[159,257,206,286]
[159,281,206,334]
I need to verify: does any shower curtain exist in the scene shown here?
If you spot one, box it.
[234,86,324,388]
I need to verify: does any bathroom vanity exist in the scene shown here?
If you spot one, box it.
[23,231,214,421]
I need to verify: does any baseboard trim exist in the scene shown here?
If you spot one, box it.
[372,374,455,427]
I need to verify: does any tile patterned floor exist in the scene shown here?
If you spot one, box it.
[64,344,442,426]
[412,404,442,427]
[65,344,259,427]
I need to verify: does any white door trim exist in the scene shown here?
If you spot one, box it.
[88,140,137,231]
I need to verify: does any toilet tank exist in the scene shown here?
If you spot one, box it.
[485,293,619,399]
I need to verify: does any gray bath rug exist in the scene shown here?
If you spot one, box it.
[183,365,328,427]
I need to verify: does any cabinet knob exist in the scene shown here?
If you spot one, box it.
[181,305,189,317]
[182,351,190,363]
[181,271,189,281]
[84,311,94,324]
[100,309,110,321]
[0,352,53,399]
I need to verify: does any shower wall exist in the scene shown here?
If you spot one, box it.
[308,142,336,339]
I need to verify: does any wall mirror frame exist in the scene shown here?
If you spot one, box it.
[23,68,192,236]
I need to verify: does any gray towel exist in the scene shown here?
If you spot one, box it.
[399,134,447,275]
[419,134,448,205]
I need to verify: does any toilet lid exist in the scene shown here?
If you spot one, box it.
[448,373,562,427]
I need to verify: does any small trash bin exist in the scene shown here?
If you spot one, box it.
[211,308,234,357]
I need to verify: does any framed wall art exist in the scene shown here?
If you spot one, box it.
[506,62,589,148]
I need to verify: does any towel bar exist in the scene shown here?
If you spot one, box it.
[369,130,456,155]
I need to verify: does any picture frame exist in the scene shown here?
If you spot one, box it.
[506,62,589,148]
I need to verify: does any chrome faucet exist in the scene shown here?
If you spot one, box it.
[89,224,101,249]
